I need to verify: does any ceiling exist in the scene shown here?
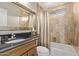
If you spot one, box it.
[38,2,70,15]
[39,2,68,9]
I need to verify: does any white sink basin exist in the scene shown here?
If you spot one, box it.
[5,39,26,44]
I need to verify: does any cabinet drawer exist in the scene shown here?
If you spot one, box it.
[2,40,36,56]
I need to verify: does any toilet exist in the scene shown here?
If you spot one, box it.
[37,46,49,56]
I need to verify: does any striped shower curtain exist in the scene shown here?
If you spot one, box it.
[36,4,50,48]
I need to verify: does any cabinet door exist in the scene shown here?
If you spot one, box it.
[28,47,37,56]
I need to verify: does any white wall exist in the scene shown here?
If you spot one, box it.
[0,8,7,26]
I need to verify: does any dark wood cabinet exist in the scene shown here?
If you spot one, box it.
[0,39,37,56]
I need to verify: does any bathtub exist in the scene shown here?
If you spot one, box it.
[50,42,77,56]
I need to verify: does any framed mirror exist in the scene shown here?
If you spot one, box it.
[0,2,36,31]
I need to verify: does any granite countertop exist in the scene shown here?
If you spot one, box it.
[0,35,39,53]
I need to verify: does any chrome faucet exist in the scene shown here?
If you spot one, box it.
[8,33,16,40]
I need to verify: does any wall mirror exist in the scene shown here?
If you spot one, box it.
[0,2,36,31]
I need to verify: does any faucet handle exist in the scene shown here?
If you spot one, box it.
[11,33,16,40]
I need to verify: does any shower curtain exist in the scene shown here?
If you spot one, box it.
[36,4,50,48]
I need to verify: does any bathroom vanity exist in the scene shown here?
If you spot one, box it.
[0,37,38,56]
[0,31,39,56]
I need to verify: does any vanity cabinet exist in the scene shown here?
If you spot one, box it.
[22,47,36,56]
[27,47,37,56]
[0,39,37,56]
